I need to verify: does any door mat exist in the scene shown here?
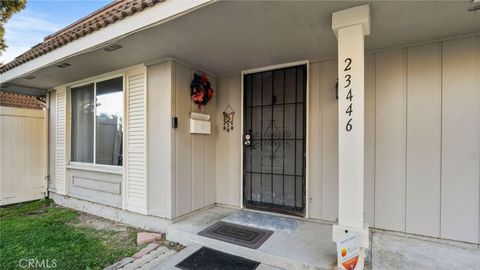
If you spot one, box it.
[176,247,260,270]
[197,221,273,249]
[223,211,300,234]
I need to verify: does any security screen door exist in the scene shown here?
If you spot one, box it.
[243,64,307,216]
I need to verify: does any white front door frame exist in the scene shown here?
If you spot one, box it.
[240,60,310,219]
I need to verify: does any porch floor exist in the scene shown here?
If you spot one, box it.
[164,206,337,270]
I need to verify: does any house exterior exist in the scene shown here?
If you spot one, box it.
[1,0,479,269]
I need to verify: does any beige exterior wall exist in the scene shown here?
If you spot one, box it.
[147,60,217,219]
[48,36,479,243]
[146,61,173,218]
[215,36,480,243]
[215,75,242,208]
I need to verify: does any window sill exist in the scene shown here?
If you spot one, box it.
[66,163,123,175]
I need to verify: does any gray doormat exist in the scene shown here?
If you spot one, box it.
[176,247,260,270]
[198,221,273,249]
[223,211,300,234]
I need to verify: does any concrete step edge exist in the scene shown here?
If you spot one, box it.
[166,228,330,270]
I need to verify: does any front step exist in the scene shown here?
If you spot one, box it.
[166,225,332,270]
[152,244,284,270]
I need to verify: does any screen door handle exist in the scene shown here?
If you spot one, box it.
[244,134,251,147]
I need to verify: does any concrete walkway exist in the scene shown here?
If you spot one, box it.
[165,207,337,270]
[372,232,480,270]
[105,245,178,270]
[107,206,480,269]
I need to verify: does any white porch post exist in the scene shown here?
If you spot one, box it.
[332,5,370,270]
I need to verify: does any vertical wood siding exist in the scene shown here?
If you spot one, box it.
[172,61,217,218]
[215,75,242,208]
[364,54,376,226]
[405,43,442,237]
[174,63,193,217]
[320,61,339,222]
[372,37,479,243]
[0,107,46,205]
[374,49,407,231]
[306,61,361,221]
[56,88,67,195]
[146,62,174,218]
[441,37,480,243]
[215,36,479,243]
[125,67,148,214]
[308,63,323,218]
[371,37,479,242]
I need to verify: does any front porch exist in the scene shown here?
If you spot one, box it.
[164,206,480,270]
[167,206,337,269]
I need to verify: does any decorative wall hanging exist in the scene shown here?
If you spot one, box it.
[191,73,214,110]
[223,105,235,132]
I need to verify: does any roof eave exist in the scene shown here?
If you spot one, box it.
[0,0,213,84]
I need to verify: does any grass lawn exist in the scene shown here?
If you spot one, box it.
[0,199,141,270]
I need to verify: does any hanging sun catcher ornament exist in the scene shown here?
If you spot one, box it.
[223,105,235,132]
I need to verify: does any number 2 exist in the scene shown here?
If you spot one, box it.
[344,58,352,71]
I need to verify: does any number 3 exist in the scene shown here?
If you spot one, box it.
[344,74,351,88]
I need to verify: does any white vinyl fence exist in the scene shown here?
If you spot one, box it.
[0,106,46,206]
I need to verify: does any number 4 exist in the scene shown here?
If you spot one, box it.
[346,103,353,116]
[346,89,353,101]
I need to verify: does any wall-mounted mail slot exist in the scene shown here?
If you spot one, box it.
[190,112,211,134]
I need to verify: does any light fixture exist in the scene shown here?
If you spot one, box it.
[104,44,122,52]
[57,63,71,68]
[24,75,36,80]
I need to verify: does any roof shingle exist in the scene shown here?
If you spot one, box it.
[0,91,46,110]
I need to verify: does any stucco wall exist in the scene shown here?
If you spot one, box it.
[215,36,480,243]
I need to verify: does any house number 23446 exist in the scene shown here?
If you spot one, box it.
[344,58,353,132]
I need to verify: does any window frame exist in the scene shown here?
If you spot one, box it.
[69,73,125,168]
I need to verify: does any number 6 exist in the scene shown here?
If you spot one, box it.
[346,119,352,131]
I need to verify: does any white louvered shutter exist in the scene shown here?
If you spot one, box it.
[124,67,148,214]
[55,88,67,194]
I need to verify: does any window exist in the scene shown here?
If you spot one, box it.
[71,77,123,166]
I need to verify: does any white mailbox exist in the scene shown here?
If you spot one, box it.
[189,112,211,134]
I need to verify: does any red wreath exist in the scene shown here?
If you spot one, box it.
[191,73,214,110]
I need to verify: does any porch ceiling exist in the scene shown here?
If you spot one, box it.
[3,0,479,92]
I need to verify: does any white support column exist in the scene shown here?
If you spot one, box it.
[332,5,370,270]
